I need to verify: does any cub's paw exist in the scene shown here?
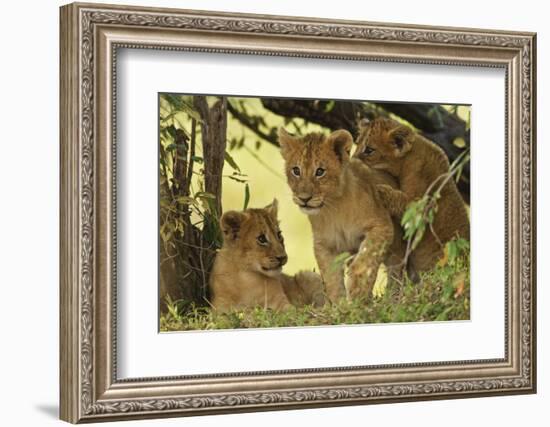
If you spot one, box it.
[376,184,395,200]
[349,158,372,179]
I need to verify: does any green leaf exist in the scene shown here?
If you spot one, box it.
[426,201,438,224]
[324,100,335,112]
[162,94,203,123]
[164,125,177,140]
[447,240,458,263]
[243,183,250,210]
[195,191,216,200]
[411,223,426,250]
[401,206,416,227]
[176,196,197,206]
[226,175,248,184]
[164,143,187,154]
[224,151,241,171]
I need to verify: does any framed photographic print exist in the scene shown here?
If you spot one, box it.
[60,2,537,423]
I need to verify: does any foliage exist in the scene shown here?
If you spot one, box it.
[160,238,469,331]
[400,149,471,263]
[160,96,224,307]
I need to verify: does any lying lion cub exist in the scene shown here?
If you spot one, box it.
[209,200,324,312]
[278,128,406,302]
[354,117,470,272]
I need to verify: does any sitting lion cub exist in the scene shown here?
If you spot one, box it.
[278,128,406,302]
[209,200,324,312]
[354,117,470,272]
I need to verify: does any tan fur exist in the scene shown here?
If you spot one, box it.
[282,271,325,307]
[278,128,406,302]
[209,200,324,312]
[354,117,470,271]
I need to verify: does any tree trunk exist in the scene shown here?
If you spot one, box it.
[159,96,228,313]
[194,96,227,215]
[190,96,228,304]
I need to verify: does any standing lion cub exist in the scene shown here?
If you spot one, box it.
[209,200,324,312]
[354,117,470,272]
[278,128,406,302]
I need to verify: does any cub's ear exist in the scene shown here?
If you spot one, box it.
[220,211,247,241]
[388,125,413,157]
[327,129,353,162]
[278,128,300,158]
[264,198,278,220]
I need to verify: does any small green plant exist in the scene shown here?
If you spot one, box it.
[160,238,469,331]
[400,149,470,263]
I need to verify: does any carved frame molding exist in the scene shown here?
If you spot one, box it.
[60,2,536,423]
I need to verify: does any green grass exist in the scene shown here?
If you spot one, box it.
[160,246,469,332]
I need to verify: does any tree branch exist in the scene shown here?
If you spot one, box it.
[227,101,279,146]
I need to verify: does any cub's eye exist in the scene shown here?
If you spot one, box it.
[363,146,375,156]
[291,166,301,177]
[315,167,326,177]
[257,234,268,245]
[277,231,284,241]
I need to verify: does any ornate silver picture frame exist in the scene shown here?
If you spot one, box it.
[60,2,536,423]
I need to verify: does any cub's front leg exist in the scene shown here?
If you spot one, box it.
[314,242,345,303]
[346,221,393,301]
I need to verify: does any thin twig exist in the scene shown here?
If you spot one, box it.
[400,149,470,268]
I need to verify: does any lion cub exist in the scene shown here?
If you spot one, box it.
[209,200,324,312]
[354,117,470,271]
[278,128,406,302]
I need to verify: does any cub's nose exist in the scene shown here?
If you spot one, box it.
[276,255,288,266]
[297,195,312,204]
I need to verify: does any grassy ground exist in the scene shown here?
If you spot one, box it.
[160,245,469,332]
